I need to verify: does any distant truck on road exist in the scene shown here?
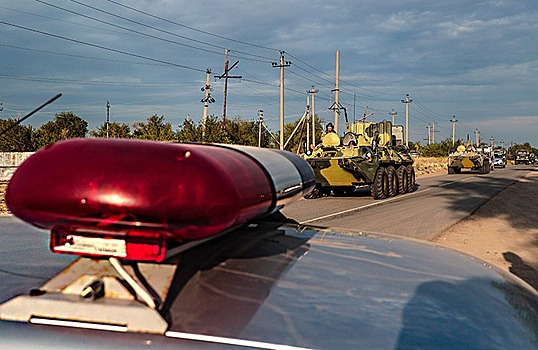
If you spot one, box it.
[514,149,530,165]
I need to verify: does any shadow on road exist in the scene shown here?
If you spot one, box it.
[428,166,537,237]
[503,251,538,291]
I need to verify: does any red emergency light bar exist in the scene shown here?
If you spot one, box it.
[6,139,314,262]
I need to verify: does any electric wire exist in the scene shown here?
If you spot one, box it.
[33,0,226,58]
[0,21,205,72]
[0,43,168,66]
[103,0,280,52]
[56,0,275,62]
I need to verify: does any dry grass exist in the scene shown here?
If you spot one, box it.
[0,182,8,215]
[414,157,447,176]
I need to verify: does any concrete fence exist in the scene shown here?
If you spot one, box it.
[0,152,35,181]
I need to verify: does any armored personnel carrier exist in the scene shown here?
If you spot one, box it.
[447,143,491,174]
[304,120,415,199]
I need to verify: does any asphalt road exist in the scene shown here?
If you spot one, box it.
[281,165,534,241]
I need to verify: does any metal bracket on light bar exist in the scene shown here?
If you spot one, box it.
[108,257,157,309]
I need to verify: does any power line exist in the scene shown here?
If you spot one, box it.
[103,0,280,52]
[0,74,193,87]
[0,43,168,66]
[0,21,205,72]
[34,0,225,58]
[287,52,400,98]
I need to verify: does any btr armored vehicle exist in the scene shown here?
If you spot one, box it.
[304,120,415,199]
[448,143,491,174]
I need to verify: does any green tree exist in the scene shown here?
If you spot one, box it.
[132,115,176,141]
[203,115,227,143]
[0,119,37,151]
[224,116,259,146]
[90,122,132,138]
[176,115,275,147]
[35,112,88,148]
[177,117,202,142]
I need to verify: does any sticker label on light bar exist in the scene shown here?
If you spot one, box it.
[54,234,127,257]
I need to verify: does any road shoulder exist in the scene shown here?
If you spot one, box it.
[434,169,538,290]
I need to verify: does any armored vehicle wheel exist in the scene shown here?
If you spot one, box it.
[397,165,408,194]
[480,160,490,174]
[448,167,455,175]
[371,167,389,199]
[386,166,398,197]
[406,165,416,192]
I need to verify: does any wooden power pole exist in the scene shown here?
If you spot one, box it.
[216,48,241,130]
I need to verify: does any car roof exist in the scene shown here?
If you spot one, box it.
[1,217,536,349]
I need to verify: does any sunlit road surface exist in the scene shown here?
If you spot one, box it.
[281,165,535,241]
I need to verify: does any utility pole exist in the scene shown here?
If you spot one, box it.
[272,51,291,150]
[217,48,242,130]
[390,109,398,125]
[450,115,458,146]
[500,139,504,150]
[475,128,480,146]
[333,50,340,133]
[431,121,439,144]
[200,68,215,140]
[308,86,318,147]
[401,94,413,147]
[105,101,110,138]
[306,95,310,150]
[258,110,263,147]
[426,124,431,145]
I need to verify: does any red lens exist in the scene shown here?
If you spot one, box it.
[7,139,274,245]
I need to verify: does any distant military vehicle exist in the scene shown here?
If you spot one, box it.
[304,119,415,199]
[448,143,491,174]
[515,149,530,165]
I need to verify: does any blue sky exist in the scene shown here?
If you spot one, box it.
[1,0,537,147]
